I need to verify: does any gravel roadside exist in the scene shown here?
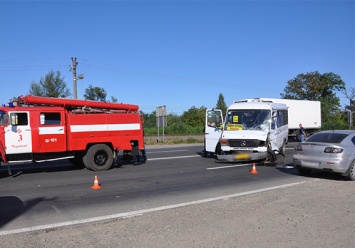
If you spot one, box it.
[1,179,354,248]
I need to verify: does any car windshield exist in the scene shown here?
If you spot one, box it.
[306,132,349,143]
[0,111,7,125]
[225,109,271,131]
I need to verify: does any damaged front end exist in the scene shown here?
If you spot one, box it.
[217,136,268,162]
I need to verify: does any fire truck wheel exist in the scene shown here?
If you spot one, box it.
[84,144,114,171]
[68,152,85,168]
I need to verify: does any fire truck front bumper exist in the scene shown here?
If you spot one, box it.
[217,151,267,162]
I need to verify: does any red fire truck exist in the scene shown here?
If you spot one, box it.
[0,95,146,174]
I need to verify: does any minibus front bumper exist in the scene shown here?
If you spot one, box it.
[217,151,267,162]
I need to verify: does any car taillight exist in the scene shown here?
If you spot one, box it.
[324,147,343,153]
[294,144,302,151]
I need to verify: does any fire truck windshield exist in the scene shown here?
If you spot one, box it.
[0,111,8,125]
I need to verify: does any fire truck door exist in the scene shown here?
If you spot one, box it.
[4,111,32,154]
[205,109,223,153]
[37,112,66,153]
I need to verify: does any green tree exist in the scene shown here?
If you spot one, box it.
[83,85,107,101]
[110,96,118,103]
[181,106,207,127]
[281,71,346,125]
[216,93,227,116]
[343,86,355,129]
[343,86,355,112]
[165,113,188,134]
[143,111,157,129]
[29,70,71,97]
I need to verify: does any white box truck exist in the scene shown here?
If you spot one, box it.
[252,98,321,140]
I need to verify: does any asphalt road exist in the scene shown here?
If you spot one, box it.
[0,142,353,248]
[2,143,304,232]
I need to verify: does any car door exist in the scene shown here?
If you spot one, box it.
[205,109,223,153]
[4,111,32,154]
[37,111,67,153]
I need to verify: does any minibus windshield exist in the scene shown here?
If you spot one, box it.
[225,109,271,131]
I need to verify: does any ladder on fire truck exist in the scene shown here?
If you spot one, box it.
[13,95,140,112]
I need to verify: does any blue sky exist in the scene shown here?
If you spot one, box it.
[0,0,353,115]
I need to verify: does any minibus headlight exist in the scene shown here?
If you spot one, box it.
[220,139,228,146]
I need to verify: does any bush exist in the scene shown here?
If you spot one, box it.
[186,137,199,143]
[321,121,349,130]
[144,125,204,135]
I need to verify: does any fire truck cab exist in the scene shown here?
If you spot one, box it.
[0,95,146,173]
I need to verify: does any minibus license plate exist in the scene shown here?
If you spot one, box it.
[235,153,250,160]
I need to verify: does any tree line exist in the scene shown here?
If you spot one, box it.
[27,70,354,134]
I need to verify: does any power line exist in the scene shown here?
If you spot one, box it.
[0,58,283,94]
[92,63,282,94]
[0,57,68,62]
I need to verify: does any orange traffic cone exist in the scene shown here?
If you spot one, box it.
[250,163,258,174]
[91,175,101,189]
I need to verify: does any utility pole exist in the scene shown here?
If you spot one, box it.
[70,57,84,99]
[71,57,78,99]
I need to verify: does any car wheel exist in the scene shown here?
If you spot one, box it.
[264,147,276,165]
[297,167,312,176]
[281,141,286,155]
[215,143,222,155]
[346,160,355,181]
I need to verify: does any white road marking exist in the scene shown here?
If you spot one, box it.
[207,164,251,170]
[147,155,200,161]
[147,150,188,154]
[0,180,315,236]
[51,206,62,214]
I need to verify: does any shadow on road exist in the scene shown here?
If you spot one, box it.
[0,161,85,179]
[0,154,146,178]
[275,163,350,181]
[0,196,56,230]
